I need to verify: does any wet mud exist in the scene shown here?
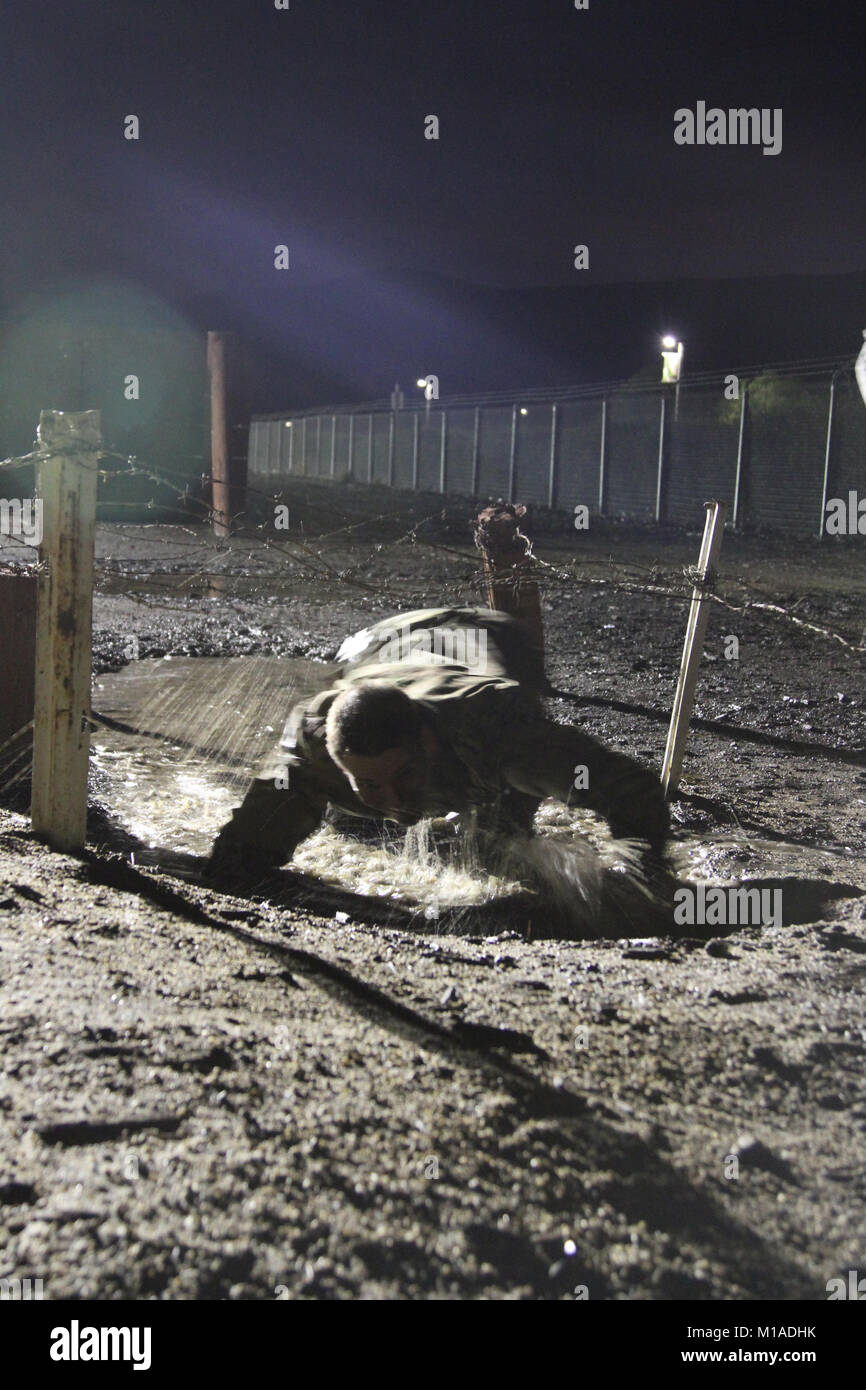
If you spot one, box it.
[1,479,865,1299]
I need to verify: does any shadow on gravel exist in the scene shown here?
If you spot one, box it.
[551,688,866,769]
[66,843,826,1299]
[0,812,838,1297]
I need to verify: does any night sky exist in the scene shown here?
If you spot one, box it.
[1,0,864,402]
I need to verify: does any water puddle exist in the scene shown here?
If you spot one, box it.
[90,655,337,856]
[90,656,864,928]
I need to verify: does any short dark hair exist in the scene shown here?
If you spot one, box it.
[326,684,424,759]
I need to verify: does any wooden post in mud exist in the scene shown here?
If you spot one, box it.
[474,502,545,667]
[661,500,727,799]
[31,410,100,852]
[208,331,235,537]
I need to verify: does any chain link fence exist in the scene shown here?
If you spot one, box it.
[249,362,866,536]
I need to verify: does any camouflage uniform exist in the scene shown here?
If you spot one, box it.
[207,607,668,871]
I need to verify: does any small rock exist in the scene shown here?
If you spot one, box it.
[593,1002,618,1022]
[731,1133,760,1159]
[729,1133,794,1180]
[0,1181,38,1206]
[708,987,768,1004]
[815,1092,847,1111]
[705,938,734,957]
[623,939,672,960]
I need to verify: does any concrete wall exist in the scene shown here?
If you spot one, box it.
[249,370,866,536]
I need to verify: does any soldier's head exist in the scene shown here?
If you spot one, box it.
[326,684,439,823]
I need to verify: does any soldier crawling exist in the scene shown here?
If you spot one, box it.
[206,606,668,881]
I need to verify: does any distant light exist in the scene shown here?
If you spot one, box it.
[519,407,528,415]
[284,421,292,427]
[416,378,427,388]
[661,336,684,383]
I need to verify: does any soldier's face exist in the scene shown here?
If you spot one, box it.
[337,728,438,823]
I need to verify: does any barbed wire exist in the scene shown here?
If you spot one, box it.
[529,554,864,653]
[1,442,863,656]
[0,448,43,472]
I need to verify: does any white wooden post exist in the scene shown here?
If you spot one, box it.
[661,500,726,799]
[31,410,100,852]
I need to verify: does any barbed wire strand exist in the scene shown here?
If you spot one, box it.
[1,445,863,656]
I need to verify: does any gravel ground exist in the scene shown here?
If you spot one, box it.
[1,477,865,1300]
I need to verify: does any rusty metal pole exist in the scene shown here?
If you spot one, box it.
[31,409,100,852]
[473,502,545,669]
[208,331,232,536]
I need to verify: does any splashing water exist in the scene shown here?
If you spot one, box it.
[90,654,336,854]
[290,802,660,934]
[292,820,522,919]
[89,657,863,932]
[90,657,646,925]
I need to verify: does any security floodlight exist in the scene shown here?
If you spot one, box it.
[661,338,684,384]
[660,336,685,420]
